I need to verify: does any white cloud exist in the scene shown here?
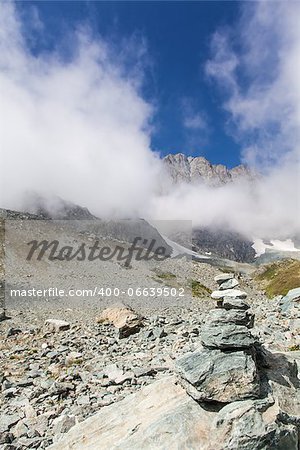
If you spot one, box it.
[181,99,210,151]
[0,2,162,218]
[151,162,299,239]
[183,112,207,131]
[181,97,208,132]
[205,2,300,171]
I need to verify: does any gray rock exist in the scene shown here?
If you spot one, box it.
[0,413,22,433]
[222,297,250,310]
[219,278,239,290]
[52,415,76,435]
[25,414,49,437]
[207,309,254,328]
[214,273,235,284]
[213,398,299,450]
[77,395,90,406]
[133,367,156,378]
[261,350,300,418]
[48,376,215,450]
[103,364,123,383]
[283,287,300,301]
[211,289,247,300]
[279,287,300,313]
[3,387,18,398]
[2,380,13,391]
[201,324,256,349]
[15,435,44,448]
[0,308,6,322]
[175,348,260,402]
[65,352,83,366]
[6,327,22,337]
[12,420,28,438]
[16,378,34,387]
[153,327,167,339]
[45,319,70,332]
[0,431,14,444]
[114,371,134,385]
[49,382,75,396]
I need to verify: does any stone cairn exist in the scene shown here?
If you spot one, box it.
[175,273,262,403]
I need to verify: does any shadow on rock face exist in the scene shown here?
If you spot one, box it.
[255,346,300,421]
[259,347,299,389]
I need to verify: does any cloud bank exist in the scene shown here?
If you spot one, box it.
[0,2,162,218]
[0,2,299,240]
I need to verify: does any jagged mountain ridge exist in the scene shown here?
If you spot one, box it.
[164,153,255,186]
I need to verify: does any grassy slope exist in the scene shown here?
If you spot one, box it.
[254,259,300,297]
[188,279,212,298]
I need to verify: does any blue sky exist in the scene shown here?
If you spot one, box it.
[18,1,242,167]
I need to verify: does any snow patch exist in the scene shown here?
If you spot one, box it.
[252,238,300,257]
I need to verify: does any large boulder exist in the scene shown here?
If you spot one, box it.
[47,373,299,450]
[211,398,299,450]
[279,287,300,313]
[48,376,214,450]
[260,350,300,419]
[44,319,70,332]
[96,304,143,338]
[175,348,260,402]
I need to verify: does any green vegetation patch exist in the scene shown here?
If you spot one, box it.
[254,259,300,298]
[188,279,212,298]
[288,344,300,352]
[156,271,177,280]
[151,269,178,287]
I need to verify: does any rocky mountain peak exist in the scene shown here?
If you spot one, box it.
[163,153,254,186]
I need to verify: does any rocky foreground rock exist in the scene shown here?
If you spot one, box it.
[49,373,299,450]
[1,276,299,449]
[49,376,214,450]
[47,277,300,449]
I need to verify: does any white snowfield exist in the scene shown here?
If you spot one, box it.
[252,238,300,257]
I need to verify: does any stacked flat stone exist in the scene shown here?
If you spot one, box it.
[202,273,254,349]
[175,273,261,403]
